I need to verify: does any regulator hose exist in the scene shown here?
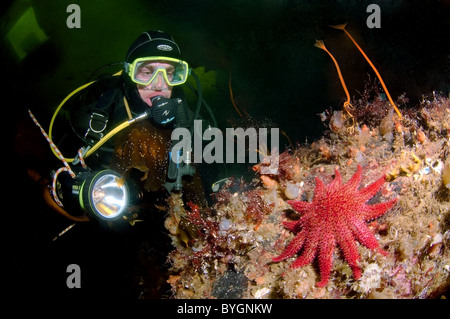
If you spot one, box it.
[186,69,218,128]
[189,69,203,137]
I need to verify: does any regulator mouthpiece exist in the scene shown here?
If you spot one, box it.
[150,95,181,125]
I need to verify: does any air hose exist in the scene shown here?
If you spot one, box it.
[187,69,218,128]
[190,69,203,137]
[83,111,149,157]
[48,70,124,162]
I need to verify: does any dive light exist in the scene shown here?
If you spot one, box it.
[79,170,129,220]
[58,169,130,220]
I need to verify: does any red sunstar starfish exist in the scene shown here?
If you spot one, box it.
[273,165,397,287]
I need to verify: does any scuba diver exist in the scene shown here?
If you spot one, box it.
[36,30,209,224]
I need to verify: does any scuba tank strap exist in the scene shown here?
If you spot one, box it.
[85,110,109,141]
[83,85,122,144]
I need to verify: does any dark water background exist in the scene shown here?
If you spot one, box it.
[1,0,449,299]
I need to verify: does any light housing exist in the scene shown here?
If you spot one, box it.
[79,170,129,220]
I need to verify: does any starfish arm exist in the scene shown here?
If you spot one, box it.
[357,175,386,203]
[291,228,320,269]
[363,198,397,221]
[312,178,327,201]
[316,234,336,287]
[272,231,306,262]
[351,219,388,255]
[329,168,342,190]
[282,220,302,233]
[287,200,311,213]
[343,165,362,192]
[335,222,362,280]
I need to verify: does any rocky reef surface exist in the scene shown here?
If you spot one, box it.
[164,92,449,299]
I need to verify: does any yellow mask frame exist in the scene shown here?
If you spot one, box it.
[126,56,189,86]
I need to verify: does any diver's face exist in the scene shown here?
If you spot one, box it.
[136,61,173,107]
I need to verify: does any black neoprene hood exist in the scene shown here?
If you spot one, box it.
[125,30,182,63]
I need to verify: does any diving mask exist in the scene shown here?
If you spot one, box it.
[126,57,189,86]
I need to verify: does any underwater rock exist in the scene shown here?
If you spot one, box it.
[211,270,248,299]
[164,94,450,299]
